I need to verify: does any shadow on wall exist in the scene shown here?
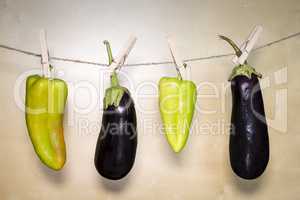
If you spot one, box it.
[99,174,132,192]
[36,161,68,185]
[97,155,185,192]
[231,170,270,194]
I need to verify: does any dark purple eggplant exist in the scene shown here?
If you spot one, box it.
[220,35,269,180]
[94,41,137,180]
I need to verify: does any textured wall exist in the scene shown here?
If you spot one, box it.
[0,0,299,199]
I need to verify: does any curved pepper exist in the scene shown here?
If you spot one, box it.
[25,74,68,170]
[159,73,197,153]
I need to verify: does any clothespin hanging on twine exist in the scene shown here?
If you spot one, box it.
[110,35,137,71]
[167,36,187,80]
[232,25,263,65]
[39,29,52,78]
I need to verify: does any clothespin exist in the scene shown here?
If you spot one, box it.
[167,36,187,80]
[232,25,263,65]
[39,29,51,78]
[110,35,137,71]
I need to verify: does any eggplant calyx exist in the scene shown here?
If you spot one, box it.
[104,71,128,108]
[229,64,262,81]
[104,86,127,109]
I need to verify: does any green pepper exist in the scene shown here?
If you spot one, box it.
[25,72,68,170]
[159,66,197,153]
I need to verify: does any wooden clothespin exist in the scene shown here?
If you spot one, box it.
[167,36,187,80]
[39,29,52,78]
[232,25,263,65]
[110,35,137,71]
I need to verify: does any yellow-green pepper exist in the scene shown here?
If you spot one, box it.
[159,74,197,153]
[25,74,68,170]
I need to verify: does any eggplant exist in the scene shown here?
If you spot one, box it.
[220,35,269,180]
[95,91,137,180]
[230,74,269,179]
[94,41,137,180]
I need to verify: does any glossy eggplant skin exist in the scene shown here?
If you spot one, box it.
[94,92,137,180]
[230,74,269,180]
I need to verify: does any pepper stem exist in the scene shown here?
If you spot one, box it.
[49,64,54,80]
[168,44,183,80]
[175,64,183,80]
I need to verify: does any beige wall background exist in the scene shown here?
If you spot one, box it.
[0,0,299,199]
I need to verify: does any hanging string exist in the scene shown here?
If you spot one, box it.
[0,31,299,67]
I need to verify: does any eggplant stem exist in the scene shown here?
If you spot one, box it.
[103,40,114,65]
[110,71,119,87]
[218,35,242,58]
[104,40,120,87]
